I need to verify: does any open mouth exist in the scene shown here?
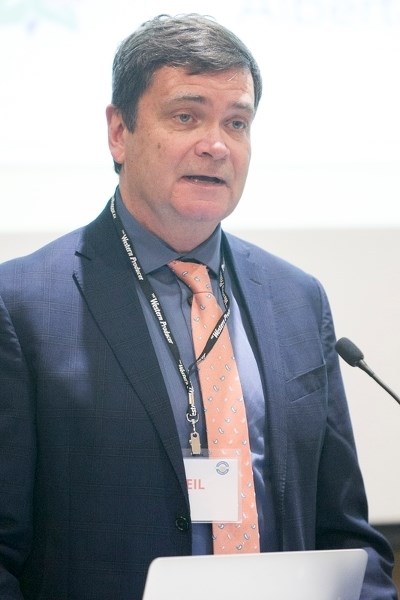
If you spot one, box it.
[183,175,225,185]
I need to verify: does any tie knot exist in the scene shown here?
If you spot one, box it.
[169,260,212,295]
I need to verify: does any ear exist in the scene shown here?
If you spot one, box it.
[106,105,126,166]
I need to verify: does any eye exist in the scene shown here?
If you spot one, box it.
[175,113,193,124]
[231,119,247,130]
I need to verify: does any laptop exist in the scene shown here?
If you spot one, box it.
[142,548,368,600]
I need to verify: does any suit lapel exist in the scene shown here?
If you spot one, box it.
[72,204,188,502]
[223,233,288,543]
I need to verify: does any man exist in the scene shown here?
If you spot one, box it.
[0,13,397,600]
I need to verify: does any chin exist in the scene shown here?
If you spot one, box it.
[177,197,236,223]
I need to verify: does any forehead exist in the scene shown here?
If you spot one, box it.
[144,65,255,109]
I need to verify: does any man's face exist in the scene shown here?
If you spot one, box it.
[107,65,255,249]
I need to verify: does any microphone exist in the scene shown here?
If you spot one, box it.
[335,337,400,406]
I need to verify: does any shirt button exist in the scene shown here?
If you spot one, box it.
[175,516,190,532]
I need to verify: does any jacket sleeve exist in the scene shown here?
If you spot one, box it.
[315,281,397,600]
[0,294,35,599]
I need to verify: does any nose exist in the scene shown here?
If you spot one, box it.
[194,127,230,160]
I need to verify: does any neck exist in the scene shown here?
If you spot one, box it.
[153,226,216,253]
[118,198,219,253]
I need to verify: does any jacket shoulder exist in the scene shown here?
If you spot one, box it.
[223,231,316,283]
[0,203,113,280]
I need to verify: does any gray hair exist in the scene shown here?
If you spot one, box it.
[111,13,262,173]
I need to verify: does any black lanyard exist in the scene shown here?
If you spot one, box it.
[110,196,231,454]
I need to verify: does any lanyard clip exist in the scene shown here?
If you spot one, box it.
[189,431,201,456]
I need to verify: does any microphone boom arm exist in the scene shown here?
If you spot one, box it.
[357,359,400,405]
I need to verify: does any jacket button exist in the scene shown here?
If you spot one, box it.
[175,516,190,532]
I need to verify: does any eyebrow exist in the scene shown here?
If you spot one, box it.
[166,94,255,116]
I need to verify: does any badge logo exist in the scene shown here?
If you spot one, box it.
[216,460,230,475]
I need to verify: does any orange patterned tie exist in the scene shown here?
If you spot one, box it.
[169,259,260,554]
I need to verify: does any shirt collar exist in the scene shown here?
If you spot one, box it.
[115,187,222,277]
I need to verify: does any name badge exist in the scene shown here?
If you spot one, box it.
[183,456,240,523]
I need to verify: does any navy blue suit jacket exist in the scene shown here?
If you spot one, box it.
[0,202,396,599]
